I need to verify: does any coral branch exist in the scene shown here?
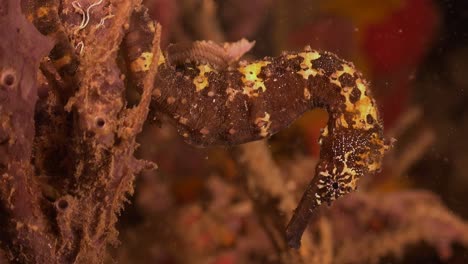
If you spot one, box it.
[330,191,468,264]
[46,1,161,261]
[233,141,316,263]
[5,0,161,262]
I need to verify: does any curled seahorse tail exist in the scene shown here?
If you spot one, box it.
[25,0,79,77]
[123,6,156,94]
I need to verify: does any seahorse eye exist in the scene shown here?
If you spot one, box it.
[332,182,339,189]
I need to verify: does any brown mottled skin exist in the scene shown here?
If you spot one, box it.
[154,46,389,248]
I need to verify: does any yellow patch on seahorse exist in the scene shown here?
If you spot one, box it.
[340,152,358,180]
[336,74,379,130]
[130,52,153,72]
[158,50,165,66]
[366,161,381,173]
[352,97,378,129]
[226,87,240,102]
[53,55,72,69]
[347,176,359,191]
[342,63,356,76]
[341,90,354,113]
[329,78,342,87]
[331,64,356,88]
[148,22,156,32]
[36,7,50,18]
[239,61,270,97]
[370,132,385,147]
[336,114,349,128]
[337,151,359,191]
[297,51,321,80]
[321,126,329,137]
[255,112,272,137]
[345,78,378,130]
[355,78,368,99]
[334,64,358,111]
[304,87,311,100]
[193,64,215,92]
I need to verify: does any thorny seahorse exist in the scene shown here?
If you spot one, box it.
[150,40,390,248]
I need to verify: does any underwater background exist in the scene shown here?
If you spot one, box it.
[111,0,468,263]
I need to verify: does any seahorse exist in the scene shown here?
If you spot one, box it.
[151,40,390,248]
